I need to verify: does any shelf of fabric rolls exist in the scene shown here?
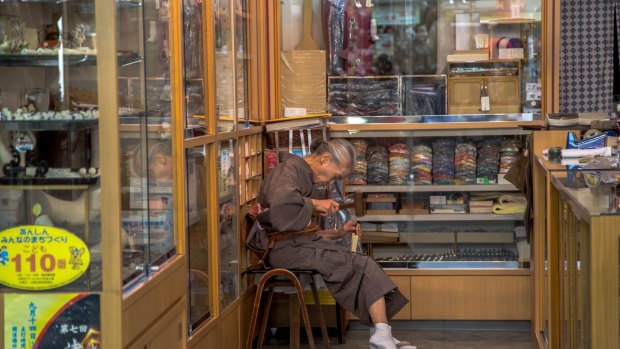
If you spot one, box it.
[354,213,524,222]
[329,120,533,321]
[346,184,520,193]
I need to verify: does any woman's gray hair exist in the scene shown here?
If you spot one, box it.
[310,139,355,173]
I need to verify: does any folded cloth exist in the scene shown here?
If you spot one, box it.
[492,194,527,214]
[554,147,612,158]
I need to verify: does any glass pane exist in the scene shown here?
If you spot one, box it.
[235,0,250,129]
[218,139,239,309]
[215,0,235,132]
[280,0,542,117]
[119,0,177,289]
[0,1,100,292]
[186,146,211,332]
[183,0,207,138]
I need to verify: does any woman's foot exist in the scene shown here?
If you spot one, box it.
[369,335,397,349]
[370,326,418,349]
[395,340,418,349]
[369,323,397,349]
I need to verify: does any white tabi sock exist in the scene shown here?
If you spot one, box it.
[369,323,397,349]
[369,326,417,349]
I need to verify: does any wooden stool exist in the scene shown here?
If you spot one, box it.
[245,267,331,349]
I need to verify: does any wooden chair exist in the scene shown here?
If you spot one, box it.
[245,265,331,349]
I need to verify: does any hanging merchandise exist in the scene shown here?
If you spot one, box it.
[341,0,375,76]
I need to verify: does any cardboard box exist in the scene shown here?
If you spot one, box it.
[280,50,327,116]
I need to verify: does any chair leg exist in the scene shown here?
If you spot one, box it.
[290,293,301,349]
[308,275,331,349]
[257,287,275,349]
[287,272,316,349]
[246,275,268,349]
[335,303,346,344]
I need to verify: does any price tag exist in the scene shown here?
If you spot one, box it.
[0,226,90,291]
[481,96,491,112]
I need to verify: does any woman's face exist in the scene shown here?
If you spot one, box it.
[312,154,350,184]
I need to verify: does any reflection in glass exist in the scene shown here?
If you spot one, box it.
[0,0,103,292]
[186,146,211,332]
[281,0,438,76]
[120,139,175,285]
[118,0,177,289]
[281,0,542,117]
[218,139,239,309]
[183,0,207,137]
[235,0,249,128]
[215,0,235,131]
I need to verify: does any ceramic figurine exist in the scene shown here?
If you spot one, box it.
[69,24,86,48]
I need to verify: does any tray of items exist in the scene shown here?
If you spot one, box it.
[375,248,519,269]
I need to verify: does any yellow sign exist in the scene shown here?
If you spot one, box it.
[0,226,90,291]
[4,293,101,349]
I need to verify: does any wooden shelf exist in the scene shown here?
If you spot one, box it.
[346,184,518,193]
[355,213,523,222]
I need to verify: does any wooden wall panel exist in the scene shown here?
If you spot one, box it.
[411,275,531,320]
[391,276,411,320]
[221,306,241,349]
[189,324,220,349]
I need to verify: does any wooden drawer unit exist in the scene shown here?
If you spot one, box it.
[448,61,521,115]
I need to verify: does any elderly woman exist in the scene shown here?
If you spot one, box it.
[256,139,416,349]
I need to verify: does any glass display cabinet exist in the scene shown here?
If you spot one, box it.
[186,145,210,332]
[275,0,543,119]
[534,142,620,349]
[183,0,207,138]
[0,0,103,293]
[548,168,620,349]
[214,0,250,132]
[218,139,239,310]
[0,0,186,347]
[117,0,177,291]
[183,0,254,344]
[330,115,533,320]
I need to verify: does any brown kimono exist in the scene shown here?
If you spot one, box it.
[257,153,408,326]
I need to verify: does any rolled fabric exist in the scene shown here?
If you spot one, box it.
[492,194,527,214]
[560,147,612,158]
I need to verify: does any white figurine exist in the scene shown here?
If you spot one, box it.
[70,24,86,48]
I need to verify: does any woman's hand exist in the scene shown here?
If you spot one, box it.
[342,221,362,238]
[311,199,339,215]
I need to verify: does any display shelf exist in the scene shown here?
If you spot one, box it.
[0,118,98,131]
[0,0,142,7]
[346,183,519,193]
[0,53,142,67]
[0,176,99,185]
[483,18,540,25]
[379,261,520,269]
[354,213,523,222]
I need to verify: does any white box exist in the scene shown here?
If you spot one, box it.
[498,48,524,59]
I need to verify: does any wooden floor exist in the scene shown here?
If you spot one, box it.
[259,328,533,349]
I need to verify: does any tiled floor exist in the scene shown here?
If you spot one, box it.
[260,328,533,349]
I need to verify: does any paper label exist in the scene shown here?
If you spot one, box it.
[526,83,542,101]
[284,107,307,117]
[481,96,490,111]
[429,196,447,205]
